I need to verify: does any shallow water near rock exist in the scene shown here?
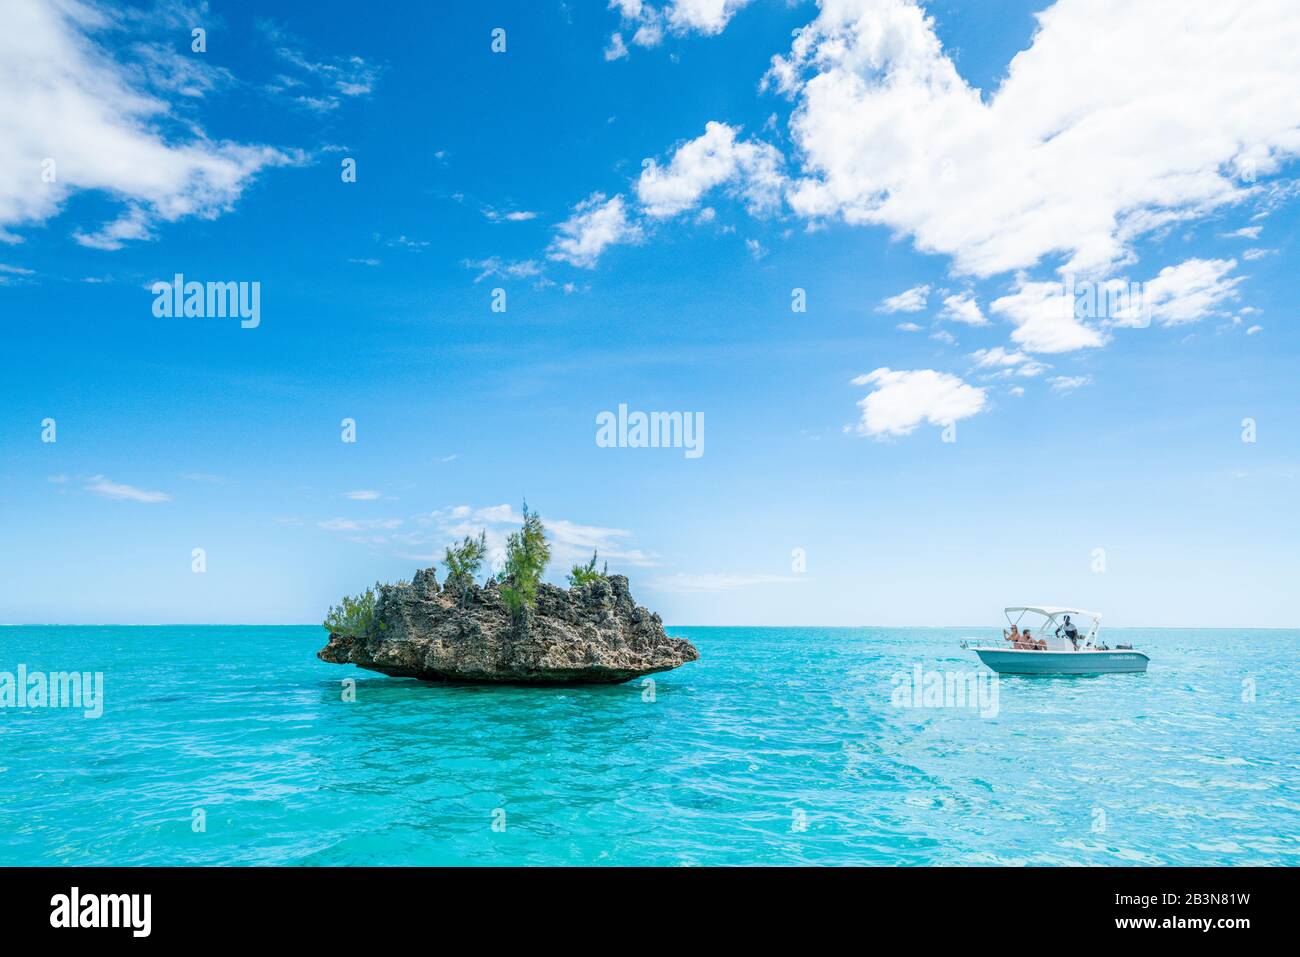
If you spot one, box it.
[1,625,1295,865]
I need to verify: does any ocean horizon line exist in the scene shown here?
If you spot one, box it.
[3,622,1297,631]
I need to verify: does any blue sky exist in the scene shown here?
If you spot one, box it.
[1,0,1298,626]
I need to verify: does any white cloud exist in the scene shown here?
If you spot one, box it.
[895,321,922,332]
[605,32,629,60]
[1049,375,1092,393]
[1222,226,1262,240]
[1,1,296,248]
[850,368,987,437]
[318,517,403,532]
[0,262,35,284]
[463,257,543,282]
[636,121,784,218]
[1242,247,1277,261]
[768,0,1300,278]
[547,193,643,268]
[970,346,1028,368]
[969,347,1048,377]
[648,572,800,592]
[991,278,1110,353]
[1246,324,1263,335]
[665,0,756,37]
[609,0,754,51]
[941,291,986,325]
[483,207,539,223]
[1143,257,1243,325]
[261,20,380,108]
[610,0,646,18]
[877,283,929,313]
[85,475,170,503]
[345,490,382,501]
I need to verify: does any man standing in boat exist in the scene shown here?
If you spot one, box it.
[1058,615,1081,649]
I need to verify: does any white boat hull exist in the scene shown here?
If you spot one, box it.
[972,647,1149,675]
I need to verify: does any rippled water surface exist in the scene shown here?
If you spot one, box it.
[1,626,1295,865]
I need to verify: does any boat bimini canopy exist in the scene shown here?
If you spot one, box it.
[1004,606,1102,650]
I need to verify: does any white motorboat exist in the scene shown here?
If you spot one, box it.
[960,606,1149,675]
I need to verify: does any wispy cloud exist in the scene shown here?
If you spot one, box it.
[318,517,403,532]
[257,18,381,110]
[0,1,296,248]
[1049,375,1092,394]
[85,475,171,503]
[483,207,540,223]
[648,572,801,593]
[547,193,642,268]
[877,284,930,314]
[463,257,543,282]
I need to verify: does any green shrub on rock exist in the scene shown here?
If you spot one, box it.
[323,586,381,638]
[499,503,551,623]
[567,549,608,587]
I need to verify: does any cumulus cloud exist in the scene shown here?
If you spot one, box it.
[991,278,1110,353]
[1,0,297,248]
[665,0,756,36]
[768,0,1300,278]
[609,0,755,51]
[1142,257,1243,325]
[940,291,986,325]
[850,368,987,437]
[547,193,643,268]
[605,32,629,60]
[636,121,784,218]
[876,283,929,313]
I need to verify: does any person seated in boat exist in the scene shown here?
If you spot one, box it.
[1057,615,1081,650]
[1020,628,1045,650]
[1003,624,1021,646]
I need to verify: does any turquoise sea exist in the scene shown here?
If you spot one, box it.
[0,625,1295,866]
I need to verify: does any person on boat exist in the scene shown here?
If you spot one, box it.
[1057,615,1081,650]
[1003,624,1021,646]
[1021,628,1044,650]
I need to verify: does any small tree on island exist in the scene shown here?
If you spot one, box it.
[499,502,551,624]
[442,530,488,606]
[567,549,608,587]
[323,585,381,638]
